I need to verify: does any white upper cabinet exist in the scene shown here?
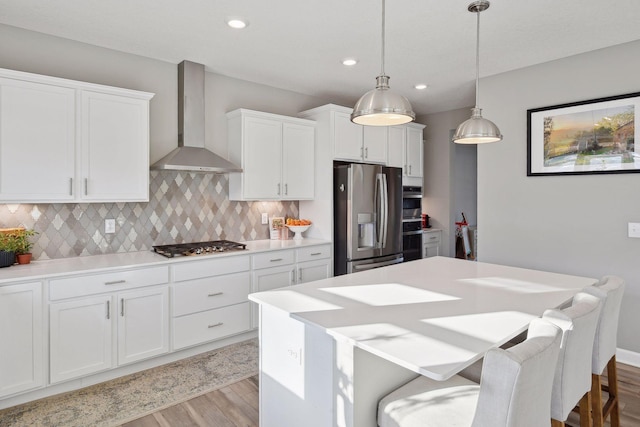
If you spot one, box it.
[227,109,315,201]
[387,125,406,169]
[386,122,425,185]
[332,108,387,164]
[405,123,424,179]
[0,68,153,203]
[362,126,388,164]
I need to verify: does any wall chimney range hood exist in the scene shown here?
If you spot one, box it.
[151,60,242,173]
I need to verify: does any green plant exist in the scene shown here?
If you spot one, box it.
[0,233,19,253]
[14,229,38,254]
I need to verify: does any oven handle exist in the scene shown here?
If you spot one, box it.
[402,230,424,236]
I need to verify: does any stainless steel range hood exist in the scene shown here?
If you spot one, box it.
[151,60,242,173]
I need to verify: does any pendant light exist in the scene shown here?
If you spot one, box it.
[351,0,415,126]
[453,1,502,144]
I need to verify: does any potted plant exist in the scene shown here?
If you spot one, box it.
[14,229,38,264]
[0,232,18,267]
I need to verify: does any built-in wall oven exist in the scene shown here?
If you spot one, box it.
[402,186,423,262]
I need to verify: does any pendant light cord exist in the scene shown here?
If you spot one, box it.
[381,0,386,76]
[474,9,480,109]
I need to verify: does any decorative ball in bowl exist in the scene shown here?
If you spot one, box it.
[286,224,311,240]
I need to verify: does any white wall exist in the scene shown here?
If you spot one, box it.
[478,39,640,353]
[422,108,477,256]
[0,24,328,164]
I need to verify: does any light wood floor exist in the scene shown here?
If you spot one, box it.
[122,363,640,427]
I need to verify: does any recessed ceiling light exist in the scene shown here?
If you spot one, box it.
[226,18,248,29]
[414,84,428,90]
[342,58,358,66]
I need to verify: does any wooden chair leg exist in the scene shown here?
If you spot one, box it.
[605,355,620,427]
[578,391,592,427]
[592,373,604,427]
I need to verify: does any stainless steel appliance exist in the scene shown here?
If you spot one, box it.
[402,186,423,262]
[334,163,403,275]
[152,240,247,258]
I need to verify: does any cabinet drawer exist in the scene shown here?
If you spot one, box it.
[173,303,251,350]
[252,250,295,270]
[49,266,169,301]
[296,245,331,263]
[173,255,250,282]
[172,272,251,317]
[423,231,441,245]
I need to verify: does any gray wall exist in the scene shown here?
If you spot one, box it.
[422,108,477,257]
[478,39,640,353]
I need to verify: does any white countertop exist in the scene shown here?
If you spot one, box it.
[249,256,597,380]
[0,238,330,285]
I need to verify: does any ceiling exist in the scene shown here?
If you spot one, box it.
[2,0,640,116]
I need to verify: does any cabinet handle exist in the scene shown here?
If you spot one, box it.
[106,300,110,320]
[291,269,296,284]
[429,236,437,241]
[277,183,281,195]
[105,279,126,285]
[208,322,224,328]
[298,268,302,282]
[120,298,125,317]
[285,183,288,195]
[361,147,364,158]
[208,292,223,297]
[409,165,412,175]
[365,147,368,158]
[270,258,283,262]
[69,178,73,196]
[310,252,322,256]
[84,178,88,195]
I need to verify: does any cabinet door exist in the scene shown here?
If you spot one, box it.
[333,111,363,162]
[0,78,76,202]
[251,264,295,328]
[297,259,331,284]
[387,126,406,169]
[405,126,423,178]
[363,127,388,164]
[117,287,169,365]
[50,295,113,383]
[80,91,149,202]
[242,116,282,199]
[0,282,43,397]
[282,122,315,199]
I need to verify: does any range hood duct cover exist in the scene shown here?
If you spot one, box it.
[151,60,242,173]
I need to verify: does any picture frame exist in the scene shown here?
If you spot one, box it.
[527,92,639,176]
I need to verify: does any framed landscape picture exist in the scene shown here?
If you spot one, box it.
[527,92,639,176]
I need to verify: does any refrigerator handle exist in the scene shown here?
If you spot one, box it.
[375,173,384,249]
[381,173,389,248]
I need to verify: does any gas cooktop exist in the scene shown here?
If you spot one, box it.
[152,240,247,258]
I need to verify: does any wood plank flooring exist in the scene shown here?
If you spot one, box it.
[121,363,640,427]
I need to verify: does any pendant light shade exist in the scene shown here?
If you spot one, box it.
[351,0,415,126]
[453,1,502,144]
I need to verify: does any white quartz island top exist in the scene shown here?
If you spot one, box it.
[0,238,330,285]
[250,256,598,381]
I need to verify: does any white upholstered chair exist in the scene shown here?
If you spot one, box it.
[582,275,626,427]
[542,292,602,427]
[377,318,562,427]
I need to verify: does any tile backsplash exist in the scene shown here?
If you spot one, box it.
[0,171,298,260]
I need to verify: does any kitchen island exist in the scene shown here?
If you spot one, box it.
[249,256,598,427]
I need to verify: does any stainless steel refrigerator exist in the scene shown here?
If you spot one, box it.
[334,163,403,276]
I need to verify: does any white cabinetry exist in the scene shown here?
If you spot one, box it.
[387,122,425,185]
[422,229,442,258]
[171,255,252,350]
[49,266,169,383]
[0,67,153,203]
[0,282,43,398]
[227,109,315,201]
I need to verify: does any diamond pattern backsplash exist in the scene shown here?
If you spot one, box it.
[0,171,299,260]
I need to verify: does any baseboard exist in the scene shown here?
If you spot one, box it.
[617,347,640,368]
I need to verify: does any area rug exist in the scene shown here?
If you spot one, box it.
[0,338,258,427]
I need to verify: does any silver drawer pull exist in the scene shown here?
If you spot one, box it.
[429,237,437,241]
[105,279,126,285]
[208,292,223,297]
[270,258,283,262]
[208,322,224,328]
[310,252,322,256]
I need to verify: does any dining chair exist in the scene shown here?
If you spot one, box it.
[377,318,562,427]
[542,292,602,427]
[582,275,626,427]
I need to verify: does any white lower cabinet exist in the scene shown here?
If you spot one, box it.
[422,229,442,258]
[0,282,44,398]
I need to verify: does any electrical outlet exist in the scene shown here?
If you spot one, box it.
[262,213,269,225]
[105,219,116,234]
[629,222,640,238]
